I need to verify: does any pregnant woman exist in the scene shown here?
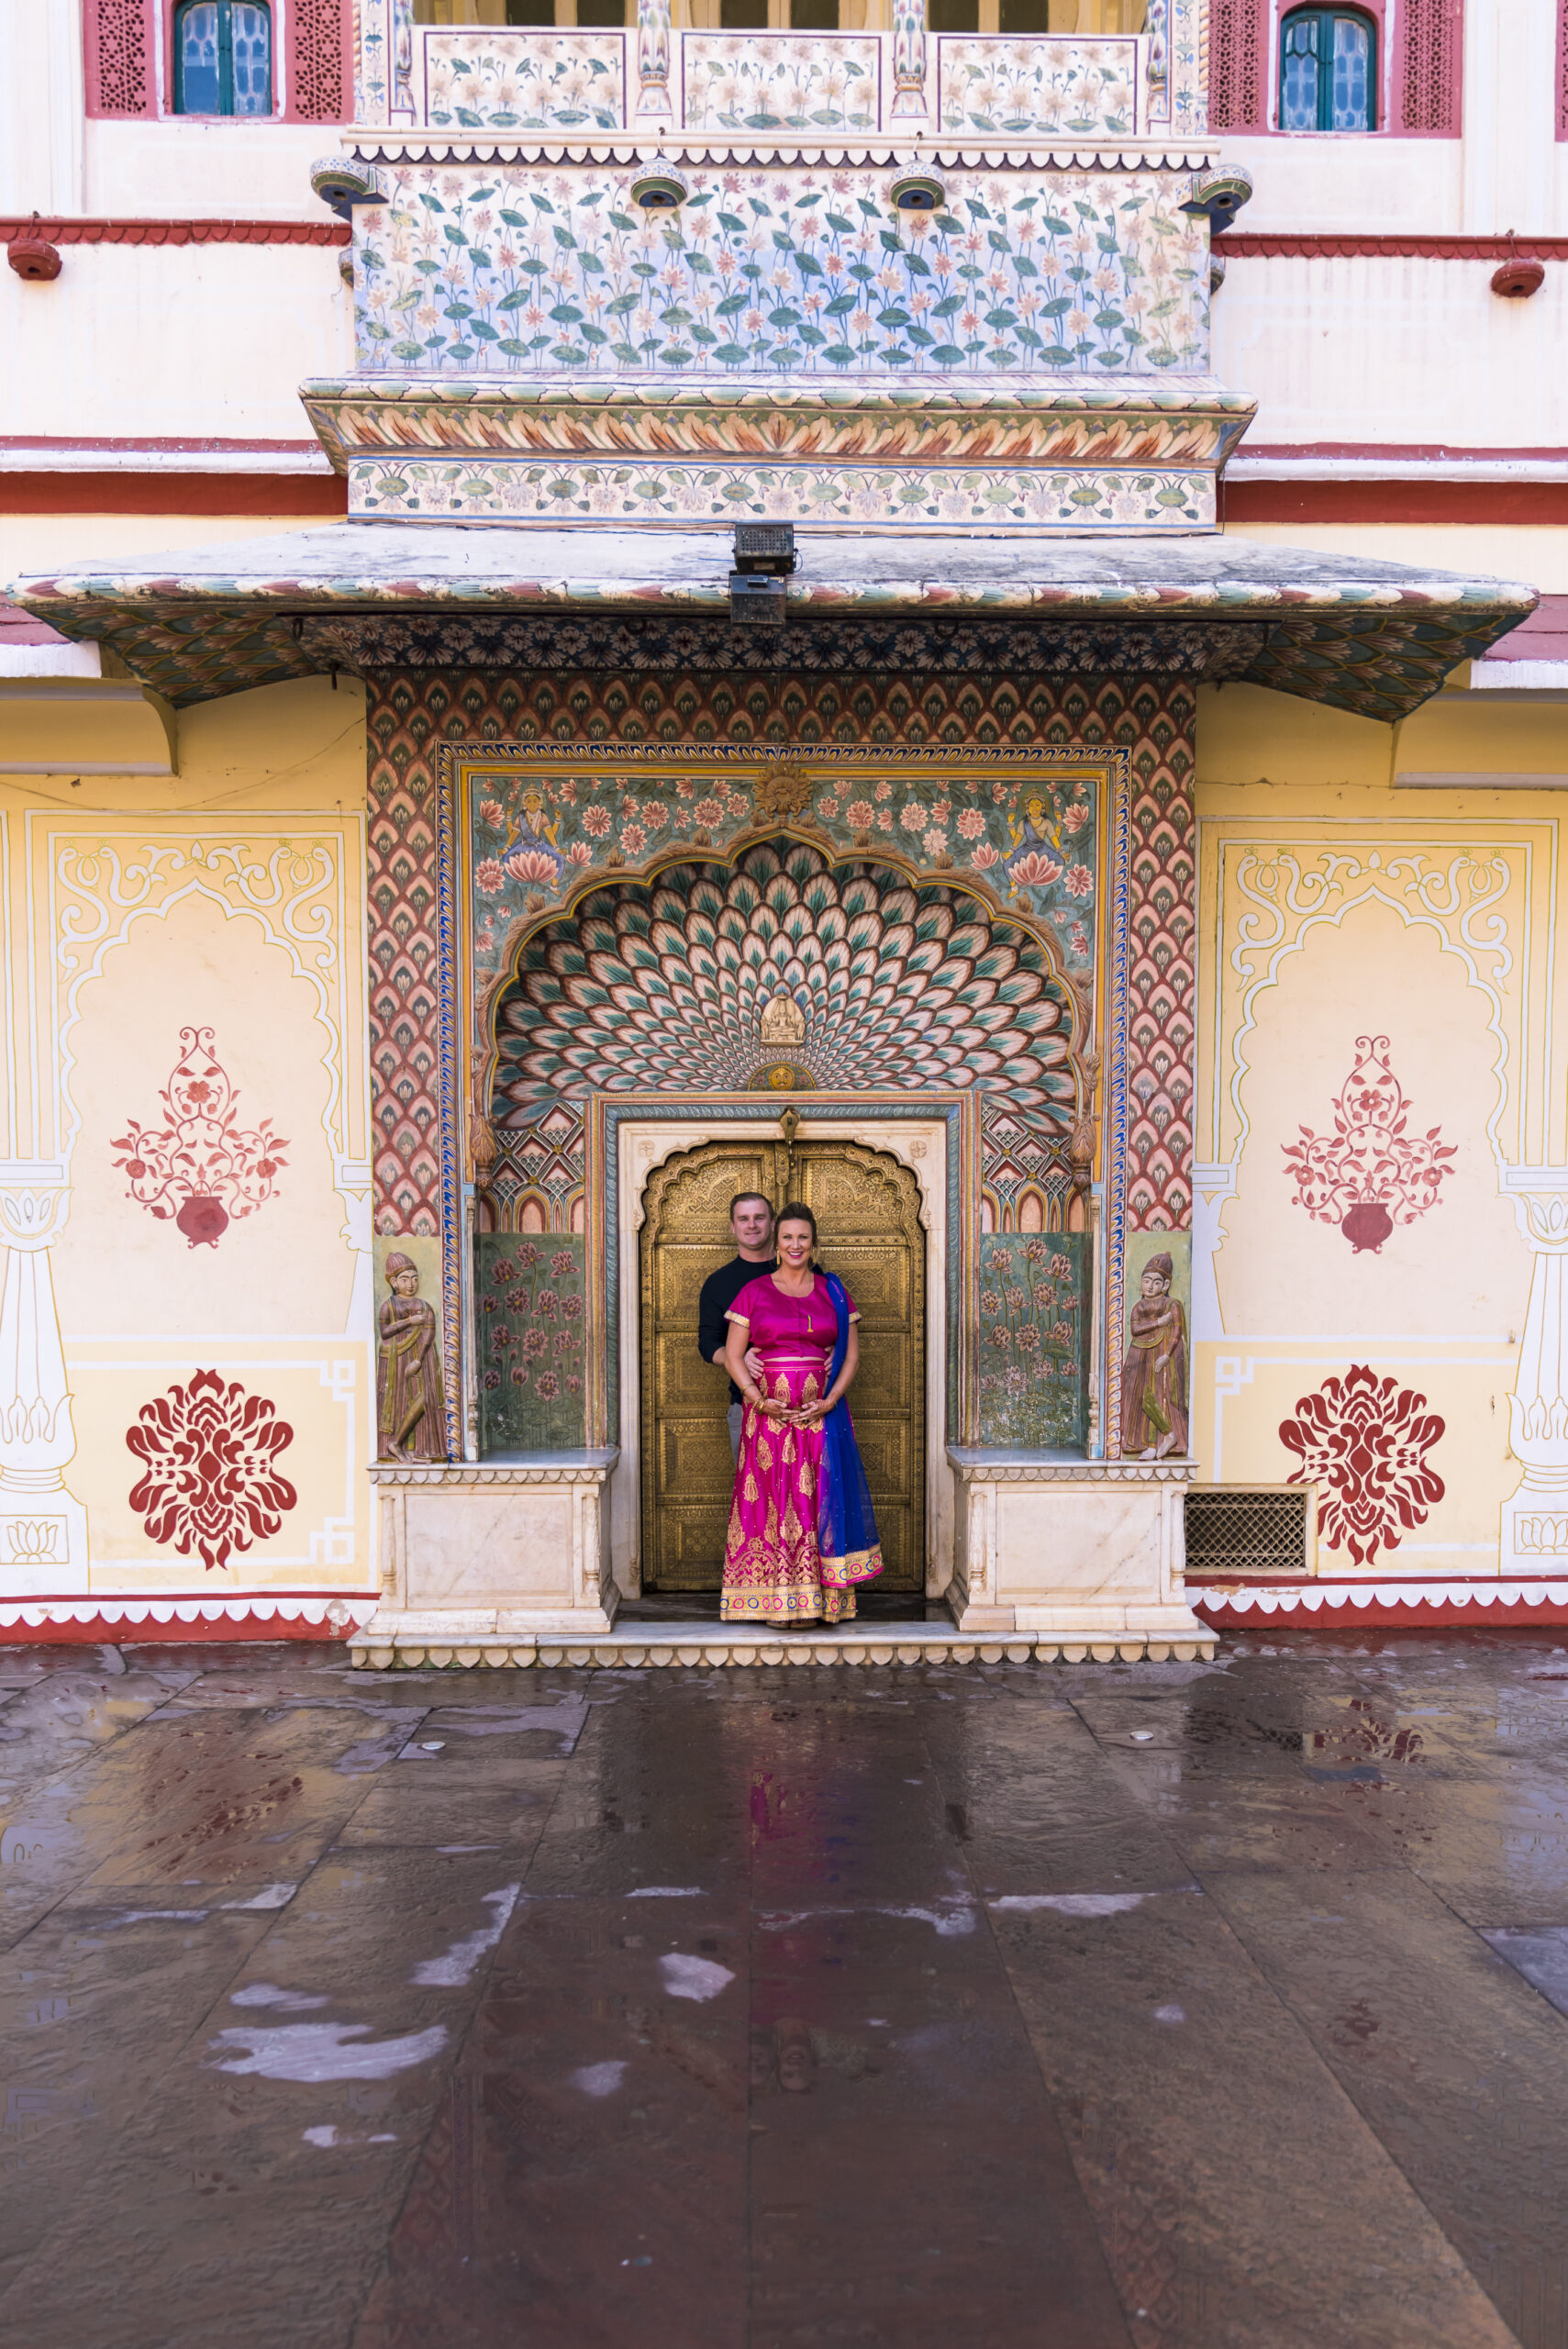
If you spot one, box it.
[721,1202,883,1627]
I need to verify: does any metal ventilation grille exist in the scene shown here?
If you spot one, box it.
[1185,1489,1308,1578]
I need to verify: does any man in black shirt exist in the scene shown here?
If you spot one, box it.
[696,1192,774,1461]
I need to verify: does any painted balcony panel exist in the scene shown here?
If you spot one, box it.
[350,163,1209,382]
[418,30,628,129]
[337,447,1228,527]
[349,0,1206,133]
[938,37,1143,139]
[302,374,1251,529]
[680,33,882,135]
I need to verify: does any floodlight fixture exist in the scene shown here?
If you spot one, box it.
[629,156,690,211]
[729,523,797,625]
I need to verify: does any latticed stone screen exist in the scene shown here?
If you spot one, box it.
[1396,0,1462,133]
[1207,0,1267,130]
[1184,1489,1309,1577]
[85,0,156,116]
[289,0,349,121]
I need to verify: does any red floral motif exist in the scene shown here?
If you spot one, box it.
[1282,1035,1455,1254]
[1279,1364,1445,1566]
[111,1027,287,1249]
[127,1369,297,1572]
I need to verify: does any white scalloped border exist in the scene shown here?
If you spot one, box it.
[0,1596,381,1633]
[1196,1581,1568,1619]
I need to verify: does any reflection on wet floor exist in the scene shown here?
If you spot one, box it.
[4,1637,1568,2343]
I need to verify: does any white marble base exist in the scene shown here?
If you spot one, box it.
[0,1486,90,1596]
[348,1618,1216,1669]
[945,1447,1208,1645]
[1501,1475,1568,1576]
[367,1452,619,1637]
[353,1445,1216,1665]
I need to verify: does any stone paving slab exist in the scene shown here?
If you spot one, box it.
[4,1630,1568,2344]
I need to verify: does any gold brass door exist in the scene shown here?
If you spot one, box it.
[639,1139,926,1594]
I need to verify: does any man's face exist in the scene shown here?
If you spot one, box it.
[731,1198,774,1255]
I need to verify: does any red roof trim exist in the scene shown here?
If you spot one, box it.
[0,475,349,516]
[1217,231,1568,259]
[1483,596,1568,661]
[0,601,72,644]
[1225,481,1568,524]
[0,217,348,246]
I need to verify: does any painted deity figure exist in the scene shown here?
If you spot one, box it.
[1119,1252,1188,1461]
[377,1252,447,1462]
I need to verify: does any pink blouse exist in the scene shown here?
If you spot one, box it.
[726,1274,859,1364]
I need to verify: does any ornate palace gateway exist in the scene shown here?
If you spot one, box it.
[5,0,1555,1661]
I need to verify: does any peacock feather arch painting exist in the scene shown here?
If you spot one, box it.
[490,842,1077,1202]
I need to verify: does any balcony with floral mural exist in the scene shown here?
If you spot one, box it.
[350,1,1190,139]
[306,0,1244,530]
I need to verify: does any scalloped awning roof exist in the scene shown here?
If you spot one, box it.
[8,521,1536,721]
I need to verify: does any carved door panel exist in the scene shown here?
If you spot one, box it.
[639,1139,925,1594]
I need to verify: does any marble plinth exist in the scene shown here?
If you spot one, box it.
[945,1446,1208,1644]
[366,1452,619,1638]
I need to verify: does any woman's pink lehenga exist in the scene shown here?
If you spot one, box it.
[720,1273,882,1626]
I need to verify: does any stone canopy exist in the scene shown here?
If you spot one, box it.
[9,520,1536,723]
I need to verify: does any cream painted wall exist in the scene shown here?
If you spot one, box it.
[0,678,376,1602]
[1212,255,1567,451]
[1224,525,1568,596]
[1216,896,1528,1338]
[0,516,339,574]
[55,890,355,1334]
[1196,683,1568,796]
[79,121,333,222]
[1,246,353,444]
[1215,0,1566,235]
[1194,679,1568,1578]
[0,2,341,218]
[1209,0,1567,451]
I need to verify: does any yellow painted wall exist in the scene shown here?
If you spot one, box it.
[0,678,376,1607]
[2,558,1562,1606]
[1195,681,1568,1581]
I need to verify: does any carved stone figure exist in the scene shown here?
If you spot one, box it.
[1119,1252,1188,1461]
[377,1252,447,1462]
[759,991,806,1048]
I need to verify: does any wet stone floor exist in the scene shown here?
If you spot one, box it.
[6,1639,1568,2345]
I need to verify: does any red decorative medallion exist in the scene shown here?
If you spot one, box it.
[127,1369,297,1573]
[1281,1035,1454,1254]
[1279,1364,1445,1567]
[111,1027,288,1249]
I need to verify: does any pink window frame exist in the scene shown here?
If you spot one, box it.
[83,0,350,122]
[1214,0,1463,138]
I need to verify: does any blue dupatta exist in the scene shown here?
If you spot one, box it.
[817,1271,884,1589]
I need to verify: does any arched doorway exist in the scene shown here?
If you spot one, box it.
[639,1138,926,1597]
